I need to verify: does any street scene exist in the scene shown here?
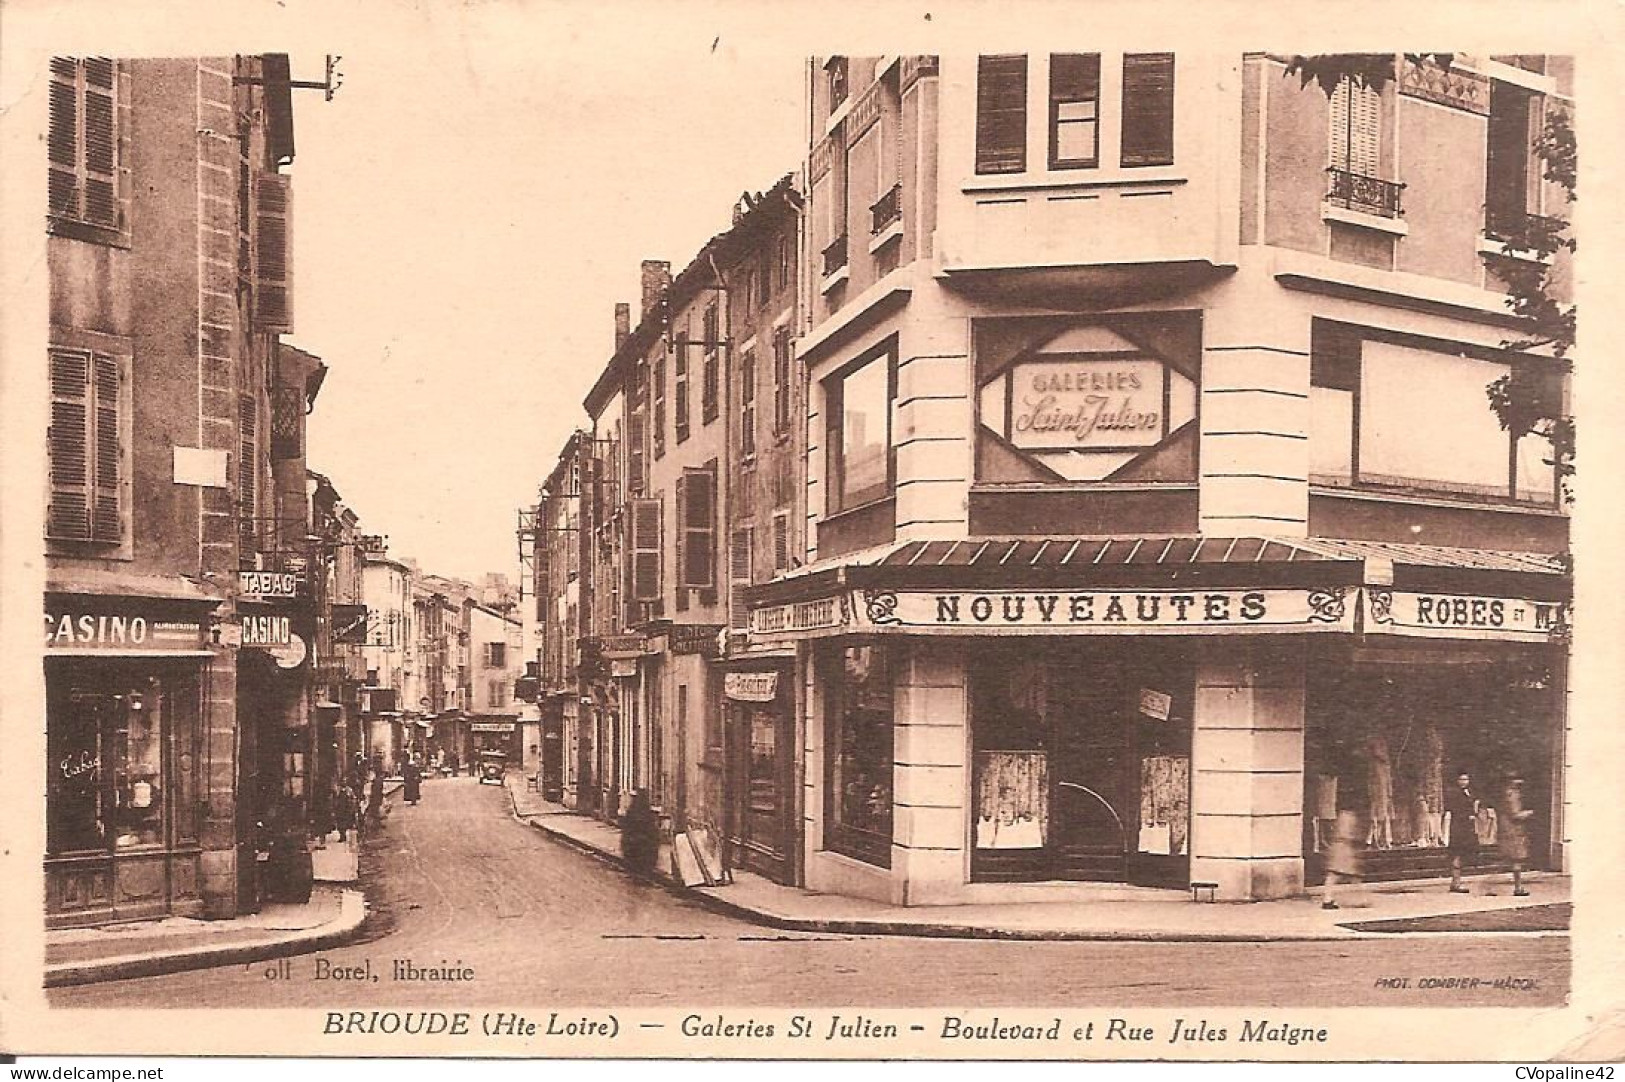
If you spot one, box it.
[30,41,1581,1051]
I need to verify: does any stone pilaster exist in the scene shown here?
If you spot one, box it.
[1188,639,1307,900]
[890,641,968,904]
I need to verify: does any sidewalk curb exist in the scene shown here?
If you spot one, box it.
[505,784,1570,944]
[45,888,370,989]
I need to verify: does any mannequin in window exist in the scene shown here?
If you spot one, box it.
[1366,733,1395,849]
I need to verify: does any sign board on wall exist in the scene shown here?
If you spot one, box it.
[858,587,1357,635]
[1138,688,1173,721]
[1364,589,1567,643]
[241,613,293,646]
[724,671,779,702]
[238,570,299,599]
[1006,358,1167,451]
[472,721,515,733]
[44,611,205,653]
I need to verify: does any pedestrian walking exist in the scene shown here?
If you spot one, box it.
[333,779,357,842]
[1444,770,1479,893]
[403,756,423,806]
[1320,809,1362,910]
[366,762,385,826]
[310,781,334,849]
[1498,774,1535,896]
[620,789,660,877]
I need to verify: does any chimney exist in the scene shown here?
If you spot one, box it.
[614,303,631,350]
[640,259,672,322]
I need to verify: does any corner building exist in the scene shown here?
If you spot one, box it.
[750,54,1571,904]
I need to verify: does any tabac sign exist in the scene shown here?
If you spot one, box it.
[238,570,299,600]
[856,587,1357,635]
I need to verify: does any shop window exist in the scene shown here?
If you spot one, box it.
[825,644,894,867]
[48,669,194,856]
[1049,53,1101,169]
[972,657,1050,850]
[1121,53,1176,168]
[825,338,897,514]
[976,55,1028,175]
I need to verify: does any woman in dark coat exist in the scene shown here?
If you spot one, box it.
[402,757,423,805]
[1444,770,1479,893]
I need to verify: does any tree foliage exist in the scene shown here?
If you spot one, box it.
[1285,54,1576,500]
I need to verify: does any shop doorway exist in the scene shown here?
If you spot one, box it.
[970,643,1192,888]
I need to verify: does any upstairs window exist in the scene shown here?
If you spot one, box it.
[1328,76,1381,178]
[827,56,849,110]
[1121,53,1175,167]
[772,327,793,438]
[653,351,668,458]
[674,331,691,443]
[47,347,126,544]
[975,55,1028,175]
[484,642,506,669]
[48,57,121,233]
[1485,80,1538,240]
[826,339,897,514]
[1049,53,1101,169]
[701,302,721,424]
[740,347,757,459]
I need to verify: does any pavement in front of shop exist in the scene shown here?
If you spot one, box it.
[42,781,403,987]
[503,773,1571,943]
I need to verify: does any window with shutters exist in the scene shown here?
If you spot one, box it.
[253,173,294,333]
[976,55,1028,175]
[740,347,757,459]
[674,332,691,443]
[627,411,647,494]
[772,327,793,439]
[653,352,668,459]
[772,510,790,573]
[487,679,507,709]
[701,302,721,424]
[1049,54,1101,169]
[1120,53,1175,167]
[679,466,717,591]
[629,497,662,606]
[729,527,753,630]
[484,642,507,668]
[1328,77,1381,178]
[238,394,260,554]
[47,347,127,545]
[48,57,123,238]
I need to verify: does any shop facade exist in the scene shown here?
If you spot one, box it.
[45,592,221,927]
[751,540,1565,905]
[719,656,801,885]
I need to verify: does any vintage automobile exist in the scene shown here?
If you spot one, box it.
[477,749,507,785]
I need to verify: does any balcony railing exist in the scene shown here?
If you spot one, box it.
[1484,205,1567,248]
[1326,167,1405,219]
[822,233,849,278]
[870,183,902,235]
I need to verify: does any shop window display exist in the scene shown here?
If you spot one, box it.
[826,644,894,867]
[48,668,189,856]
[1304,655,1558,868]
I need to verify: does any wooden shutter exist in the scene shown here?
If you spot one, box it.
[773,328,791,435]
[81,59,117,227]
[47,349,93,540]
[976,55,1028,175]
[48,61,79,217]
[681,467,716,589]
[1121,53,1175,167]
[1329,77,1381,176]
[91,355,122,542]
[1486,80,1533,230]
[729,527,753,629]
[627,411,646,494]
[629,497,662,602]
[740,348,756,458]
[238,394,258,551]
[253,173,294,333]
[772,510,790,573]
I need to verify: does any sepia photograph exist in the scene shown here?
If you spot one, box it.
[1,0,1621,1065]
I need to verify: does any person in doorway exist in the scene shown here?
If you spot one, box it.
[1320,809,1362,910]
[333,778,357,842]
[1444,770,1479,893]
[310,781,334,849]
[1498,774,1535,897]
[402,756,423,806]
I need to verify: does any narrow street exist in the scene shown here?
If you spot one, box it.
[52,777,1569,1009]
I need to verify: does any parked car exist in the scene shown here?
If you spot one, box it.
[478,750,507,785]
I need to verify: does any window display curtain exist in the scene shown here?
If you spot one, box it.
[1139,755,1188,855]
[974,751,1047,849]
